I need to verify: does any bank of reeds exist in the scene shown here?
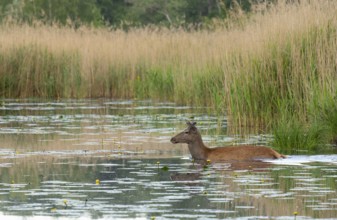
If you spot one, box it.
[1,1,337,151]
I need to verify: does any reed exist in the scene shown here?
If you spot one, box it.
[270,115,328,154]
[0,44,82,98]
[0,1,336,130]
[311,96,337,146]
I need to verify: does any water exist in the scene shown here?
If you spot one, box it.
[0,99,337,220]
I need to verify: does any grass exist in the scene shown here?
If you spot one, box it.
[270,115,327,154]
[311,96,337,146]
[1,1,337,152]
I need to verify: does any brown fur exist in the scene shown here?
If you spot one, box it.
[171,121,286,162]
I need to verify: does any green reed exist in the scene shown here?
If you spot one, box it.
[270,115,328,154]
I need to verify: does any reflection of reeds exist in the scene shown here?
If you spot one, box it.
[1,155,337,218]
[0,132,188,156]
[217,166,337,218]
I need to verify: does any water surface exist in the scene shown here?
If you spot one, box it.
[0,99,337,220]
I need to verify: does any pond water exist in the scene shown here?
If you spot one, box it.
[0,99,337,220]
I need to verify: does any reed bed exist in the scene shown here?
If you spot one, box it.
[0,1,337,139]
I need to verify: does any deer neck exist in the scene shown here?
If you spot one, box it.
[188,136,209,160]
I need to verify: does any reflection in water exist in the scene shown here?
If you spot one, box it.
[0,99,337,219]
[1,155,337,219]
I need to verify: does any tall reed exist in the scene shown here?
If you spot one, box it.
[0,0,336,127]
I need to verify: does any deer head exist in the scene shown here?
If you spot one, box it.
[171,121,200,144]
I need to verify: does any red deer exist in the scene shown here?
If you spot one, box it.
[171,121,285,163]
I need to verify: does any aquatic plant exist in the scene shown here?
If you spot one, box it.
[270,115,327,154]
[294,211,298,220]
[311,97,337,146]
[161,165,169,172]
[63,199,68,208]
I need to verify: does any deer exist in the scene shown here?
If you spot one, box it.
[170,121,286,163]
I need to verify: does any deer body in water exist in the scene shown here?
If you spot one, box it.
[171,121,285,162]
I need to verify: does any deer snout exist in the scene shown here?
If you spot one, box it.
[170,137,178,144]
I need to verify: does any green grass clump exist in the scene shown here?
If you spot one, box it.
[271,115,327,154]
[312,97,337,146]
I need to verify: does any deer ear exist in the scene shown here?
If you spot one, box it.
[186,121,196,125]
[186,121,197,132]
